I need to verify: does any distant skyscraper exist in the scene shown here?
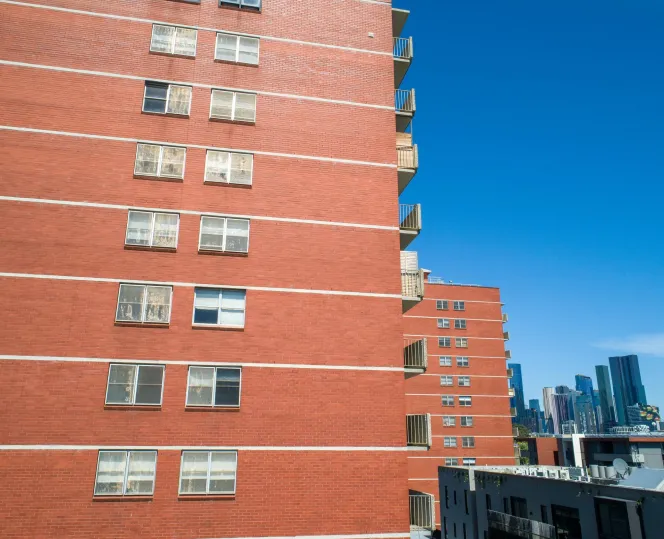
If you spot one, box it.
[575,374,594,398]
[508,363,526,423]
[609,355,648,425]
[542,387,555,433]
[574,393,598,434]
[595,365,616,430]
[529,399,541,413]
[525,399,542,433]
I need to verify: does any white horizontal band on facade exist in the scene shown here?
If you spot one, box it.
[422,298,502,305]
[404,316,503,322]
[0,196,398,232]
[407,456,516,460]
[405,334,505,341]
[0,272,401,299]
[0,444,411,452]
[197,534,409,539]
[407,478,438,481]
[0,59,393,111]
[419,374,508,379]
[431,435,513,439]
[0,355,404,373]
[406,394,510,398]
[427,355,508,360]
[0,125,396,169]
[0,0,393,58]
[429,414,511,418]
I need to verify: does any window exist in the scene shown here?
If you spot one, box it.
[458,376,471,387]
[444,486,449,509]
[463,524,467,539]
[134,143,186,179]
[486,494,492,510]
[143,82,192,116]
[464,491,469,515]
[445,458,458,465]
[204,150,253,185]
[541,505,548,524]
[186,366,241,407]
[455,337,468,348]
[219,0,261,9]
[193,288,246,327]
[94,451,157,496]
[503,497,509,514]
[210,89,257,123]
[125,211,179,249]
[462,436,475,448]
[442,395,455,407]
[179,451,237,495]
[440,375,453,386]
[454,301,465,311]
[460,416,473,427]
[215,33,259,64]
[456,356,469,367]
[439,356,452,367]
[459,396,472,407]
[436,300,449,310]
[443,436,457,448]
[150,24,197,57]
[439,337,451,348]
[463,458,476,465]
[443,416,456,427]
[454,319,467,330]
[437,318,450,329]
[105,364,165,406]
[511,497,528,519]
[116,284,172,324]
[199,217,250,253]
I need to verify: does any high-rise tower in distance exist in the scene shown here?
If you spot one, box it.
[595,364,616,431]
[609,355,648,426]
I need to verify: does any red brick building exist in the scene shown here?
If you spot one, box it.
[0,0,424,537]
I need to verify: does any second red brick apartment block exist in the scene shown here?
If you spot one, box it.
[0,0,513,538]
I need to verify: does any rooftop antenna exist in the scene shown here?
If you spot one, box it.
[613,458,629,479]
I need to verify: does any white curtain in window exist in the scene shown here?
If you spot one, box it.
[144,286,171,323]
[210,90,234,120]
[220,289,246,327]
[153,213,178,248]
[199,217,226,250]
[234,93,256,122]
[175,27,197,56]
[180,452,210,494]
[187,366,215,405]
[225,219,249,252]
[135,144,161,176]
[125,452,157,495]
[117,284,145,322]
[150,25,174,53]
[160,146,185,178]
[95,452,127,495]
[209,452,237,494]
[126,211,152,246]
[205,151,230,182]
[106,364,137,404]
[230,153,253,184]
[215,33,237,62]
[166,85,192,116]
[238,37,259,64]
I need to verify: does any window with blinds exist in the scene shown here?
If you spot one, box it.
[143,82,192,116]
[219,0,261,10]
[116,284,172,324]
[210,89,257,123]
[193,288,246,327]
[186,366,241,407]
[150,24,197,57]
[179,451,237,495]
[94,451,157,496]
[125,210,179,249]
[105,364,165,406]
[134,143,186,179]
[204,150,253,185]
[199,216,250,253]
[215,33,259,64]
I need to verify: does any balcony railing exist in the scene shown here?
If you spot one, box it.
[399,204,422,231]
[510,407,517,417]
[393,36,413,60]
[395,89,416,114]
[502,313,509,323]
[397,144,419,169]
[406,414,431,447]
[505,349,512,359]
[507,368,514,378]
[488,510,556,539]
[410,493,435,530]
[503,331,510,341]
[404,337,428,370]
[512,426,519,437]
[508,387,516,397]
[514,444,521,458]
[401,269,424,299]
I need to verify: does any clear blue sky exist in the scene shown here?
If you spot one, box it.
[396,1,664,405]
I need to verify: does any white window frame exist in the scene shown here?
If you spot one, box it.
[439,356,452,367]
[179,450,238,495]
[104,364,165,406]
[125,210,180,249]
[204,150,254,185]
[150,24,198,57]
[437,318,450,329]
[461,416,473,427]
[439,337,451,348]
[455,319,467,330]
[115,284,173,325]
[443,416,456,427]
[198,216,250,253]
[459,396,472,407]
[462,436,475,448]
[444,436,457,448]
[440,375,454,387]
[458,376,471,387]
[134,143,187,179]
[436,300,449,311]
[455,337,468,348]
[192,287,246,328]
[142,82,192,116]
[185,366,242,408]
[209,89,257,123]
[219,0,262,9]
[462,458,476,465]
[456,357,470,368]
[454,301,466,311]
[442,395,455,407]
[445,458,459,466]
[215,32,260,64]
[94,450,157,496]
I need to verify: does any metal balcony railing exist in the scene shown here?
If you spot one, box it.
[510,407,517,417]
[397,144,418,169]
[502,313,509,323]
[393,36,413,59]
[395,89,416,114]
[409,493,435,530]
[514,444,521,458]
[505,349,512,359]
[503,331,510,341]
[508,387,516,397]
[404,337,428,370]
[399,204,422,231]
[406,414,431,446]
[401,269,424,299]
[507,368,514,378]
[488,510,556,539]
[512,426,520,437]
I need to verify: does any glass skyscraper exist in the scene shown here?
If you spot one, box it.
[609,355,648,426]
[508,363,526,423]
[595,365,616,431]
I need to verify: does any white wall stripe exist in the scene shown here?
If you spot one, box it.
[407,478,438,481]
[427,355,507,360]
[197,534,409,539]
[0,444,410,452]
[431,436,513,439]
[404,316,503,322]
[406,394,510,398]
[423,298,502,305]
[0,59,393,110]
[0,1,393,57]
[406,334,505,340]
[0,272,401,299]
[0,196,398,232]
[0,125,396,169]
[429,414,511,418]
[0,354,404,372]
[408,456,516,460]
[420,374,508,378]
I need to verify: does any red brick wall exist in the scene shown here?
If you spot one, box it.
[535,437,560,466]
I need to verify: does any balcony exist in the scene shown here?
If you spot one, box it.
[510,407,517,417]
[488,510,556,539]
[502,313,509,323]
[507,368,514,379]
[503,331,510,341]
[393,36,413,87]
[397,132,418,194]
[505,349,512,359]
[399,203,422,248]
[395,89,416,132]
[406,414,431,447]
[409,491,435,530]
[512,426,519,437]
[514,444,521,458]
[401,251,424,313]
[404,337,428,371]
[508,387,516,397]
